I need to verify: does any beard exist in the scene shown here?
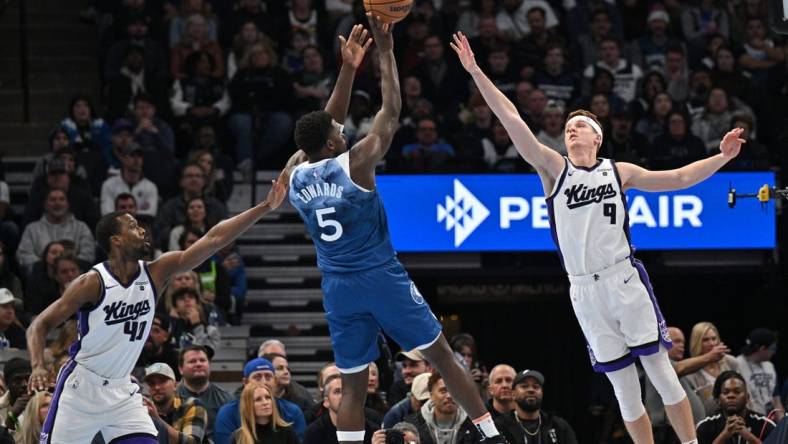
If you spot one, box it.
[516,397,542,413]
[185,375,209,388]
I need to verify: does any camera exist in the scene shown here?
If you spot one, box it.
[384,429,405,444]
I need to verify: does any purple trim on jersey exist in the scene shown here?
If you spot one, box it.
[69,274,101,358]
[108,433,158,444]
[102,260,142,289]
[610,159,635,263]
[591,351,637,373]
[41,359,77,443]
[633,259,673,352]
[546,158,569,271]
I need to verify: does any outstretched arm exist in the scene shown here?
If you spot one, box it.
[325,24,372,123]
[449,32,563,178]
[618,128,745,192]
[148,179,287,287]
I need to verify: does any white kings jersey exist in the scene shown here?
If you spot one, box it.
[69,261,155,379]
[546,158,633,276]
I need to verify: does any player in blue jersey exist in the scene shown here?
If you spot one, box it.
[283,15,507,444]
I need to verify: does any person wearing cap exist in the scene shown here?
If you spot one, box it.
[453,29,750,444]
[494,370,576,444]
[176,345,233,441]
[213,357,306,444]
[100,136,159,217]
[384,372,432,429]
[303,374,378,444]
[735,328,783,418]
[0,289,25,350]
[633,6,677,73]
[143,362,208,444]
[137,313,180,379]
[17,188,96,272]
[486,365,516,419]
[0,358,32,432]
[389,349,432,408]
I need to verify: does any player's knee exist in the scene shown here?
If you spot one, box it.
[606,365,646,422]
[641,351,686,405]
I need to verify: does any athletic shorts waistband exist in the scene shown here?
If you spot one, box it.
[71,362,131,387]
[568,258,633,285]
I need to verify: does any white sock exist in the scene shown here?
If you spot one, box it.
[336,431,365,442]
[472,413,500,438]
[682,440,698,444]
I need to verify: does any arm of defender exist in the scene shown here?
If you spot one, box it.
[450,32,564,177]
[324,24,372,123]
[27,271,101,390]
[618,128,745,192]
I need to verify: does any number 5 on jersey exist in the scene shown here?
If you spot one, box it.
[316,207,344,241]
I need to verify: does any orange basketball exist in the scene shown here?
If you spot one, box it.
[364,0,413,24]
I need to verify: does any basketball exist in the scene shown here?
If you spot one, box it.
[363,0,413,23]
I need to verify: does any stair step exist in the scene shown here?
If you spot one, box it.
[249,336,332,356]
[218,325,250,339]
[243,312,327,331]
[211,347,247,362]
[238,244,315,262]
[246,288,323,306]
[246,266,321,283]
[241,223,308,240]
[0,123,57,143]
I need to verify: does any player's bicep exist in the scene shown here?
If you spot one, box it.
[37,272,100,329]
[617,162,682,192]
[350,133,385,168]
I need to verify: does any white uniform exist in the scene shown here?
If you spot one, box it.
[41,261,158,444]
[546,158,671,372]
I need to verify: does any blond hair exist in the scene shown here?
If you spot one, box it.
[162,271,203,314]
[689,322,720,358]
[17,391,51,444]
[236,383,291,444]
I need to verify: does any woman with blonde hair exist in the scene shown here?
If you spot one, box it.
[14,390,52,444]
[683,321,739,413]
[232,383,297,444]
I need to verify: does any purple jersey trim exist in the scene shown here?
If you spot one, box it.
[41,359,78,442]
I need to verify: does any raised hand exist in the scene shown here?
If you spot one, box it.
[339,24,373,69]
[367,13,393,52]
[450,32,478,73]
[720,127,746,159]
[266,176,288,210]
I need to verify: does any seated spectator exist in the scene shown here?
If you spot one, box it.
[24,240,64,315]
[389,349,432,408]
[583,36,644,104]
[366,362,389,417]
[281,30,311,75]
[143,362,208,443]
[137,313,180,379]
[664,45,690,103]
[0,242,21,302]
[649,110,706,170]
[106,45,168,122]
[683,322,740,415]
[17,189,95,273]
[533,44,580,108]
[45,319,77,372]
[155,162,228,250]
[263,353,314,413]
[100,144,159,218]
[215,242,247,325]
[486,365,516,419]
[371,422,422,444]
[680,0,730,56]
[178,228,231,319]
[721,114,769,171]
[467,16,505,64]
[574,9,616,69]
[450,333,486,390]
[169,198,210,252]
[257,340,316,408]
[738,17,784,86]
[13,389,50,444]
[486,47,519,95]
[115,192,137,213]
[633,7,677,73]
[286,0,326,46]
[696,371,775,444]
[520,88,548,133]
[105,13,168,83]
[232,383,298,444]
[221,0,281,49]
[0,289,25,350]
[169,287,221,353]
[735,329,782,417]
[24,151,99,228]
[711,46,752,104]
[58,95,111,171]
[384,372,431,428]
[401,118,456,173]
[536,101,567,155]
[635,92,674,145]
[177,346,234,440]
[404,371,481,443]
[482,119,521,171]
[453,96,493,171]
[494,370,577,444]
[575,69,627,118]
[227,20,269,80]
[344,91,375,145]
[53,254,82,299]
[131,92,175,154]
[631,71,668,124]
[0,358,32,433]
[228,42,294,172]
[214,358,307,444]
[414,35,468,114]
[32,128,87,185]
[188,127,235,202]
[303,374,378,444]
[691,87,733,152]
[170,51,231,141]
[169,0,218,48]
[686,67,714,120]
[293,45,335,116]
[495,0,559,41]
[514,6,565,72]
[603,109,650,166]
[588,94,613,132]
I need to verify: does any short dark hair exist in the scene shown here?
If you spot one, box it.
[95,211,128,253]
[713,370,746,399]
[179,345,210,366]
[427,371,444,393]
[54,254,80,272]
[526,6,546,18]
[322,373,341,397]
[133,92,155,107]
[178,226,204,250]
[115,192,136,206]
[172,286,199,302]
[180,161,205,180]
[294,111,333,156]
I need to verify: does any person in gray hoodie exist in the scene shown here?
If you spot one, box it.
[405,371,481,444]
[16,189,95,274]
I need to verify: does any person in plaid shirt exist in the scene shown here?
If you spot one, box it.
[144,362,208,444]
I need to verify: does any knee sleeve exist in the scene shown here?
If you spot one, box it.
[606,364,646,422]
[641,349,687,406]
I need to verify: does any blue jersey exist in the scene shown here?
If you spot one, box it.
[289,151,396,273]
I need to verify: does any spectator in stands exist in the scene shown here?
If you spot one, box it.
[589,93,613,132]
[17,189,95,273]
[189,127,235,202]
[58,95,111,169]
[177,345,233,440]
[687,67,714,119]
[137,313,180,378]
[100,143,158,219]
[372,422,422,444]
[216,241,246,325]
[633,7,676,73]
[45,319,76,373]
[156,162,228,249]
[664,45,690,103]
[486,46,518,95]
[389,349,432,408]
[228,42,294,172]
[170,287,221,353]
[23,240,64,315]
[222,0,280,48]
[171,13,224,78]
[414,35,467,114]
[214,357,307,444]
[536,101,567,155]
[0,358,32,433]
[132,92,175,154]
[169,0,217,48]
[143,362,208,444]
[723,114,769,171]
[366,362,388,417]
[533,44,580,108]
[33,128,86,183]
[494,370,577,444]
[171,51,231,141]
[168,197,209,252]
[466,15,504,66]
[281,30,311,75]
[515,6,564,72]
[256,340,314,401]
[635,92,674,145]
[383,372,431,429]
[574,9,615,69]
[735,329,783,417]
[486,365,516,419]
[696,371,775,444]
[293,45,334,116]
[482,119,520,171]
[521,88,548,132]
[53,254,82,297]
[115,193,137,214]
[681,0,730,55]
[13,389,50,444]
[303,374,378,444]
[0,289,24,350]
[105,13,168,83]
[684,322,740,415]
[405,371,481,443]
[738,17,784,85]
[178,228,232,320]
[232,383,298,444]
[450,333,486,390]
[453,96,493,171]
[0,243,21,302]
[650,110,706,170]
[604,109,650,165]
[287,0,326,47]
[495,0,558,41]
[401,118,456,173]
[583,36,643,104]
[343,91,375,145]
[24,154,99,229]
[227,20,266,80]
[711,46,752,104]
[691,87,733,152]
[106,45,167,122]
[263,353,314,412]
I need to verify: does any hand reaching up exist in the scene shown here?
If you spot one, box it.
[339,24,373,69]
[450,32,479,73]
